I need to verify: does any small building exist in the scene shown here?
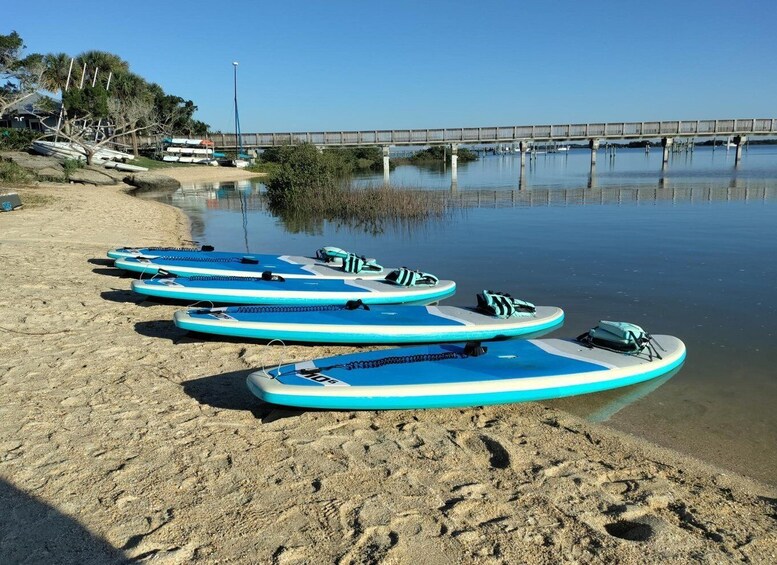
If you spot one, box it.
[0,93,60,132]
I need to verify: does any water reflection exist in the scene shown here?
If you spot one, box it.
[546,366,681,423]
[355,145,777,191]
[136,147,777,486]
[154,181,777,216]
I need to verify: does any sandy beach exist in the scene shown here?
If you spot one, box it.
[1,176,776,563]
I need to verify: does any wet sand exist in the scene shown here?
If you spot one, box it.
[156,165,265,185]
[1,179,776,563]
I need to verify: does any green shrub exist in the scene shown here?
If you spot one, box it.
[264,144,447,233]
[0,128,43,151]
[62,158,84,179]
[260,145,383,171]
[265,144,337,210]
[410,146,478,164]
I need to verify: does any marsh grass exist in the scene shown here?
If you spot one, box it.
[263,143,456,233]
[270,182,452,234]
[0,161,35,184]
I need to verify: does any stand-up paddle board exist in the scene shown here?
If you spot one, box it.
[108,245,218,260]
[110,245,386,279]
[114,254,390,280]
[173,296,564,344]
[246,323,686,410]
[131,271,456,306]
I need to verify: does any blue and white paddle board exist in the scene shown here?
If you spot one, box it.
[114,254,388,280]
[108,245,221,260]
[173,303,564,344]
[246,335,686,410]
[131,275,456,305]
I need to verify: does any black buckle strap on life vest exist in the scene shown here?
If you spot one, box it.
[345,299,370,311]
[477,290,536,318]
[342,253,366,273]
[385,268,439,287]
[341,253,382,274]
[261,271,285,282]
[316,246,349,263]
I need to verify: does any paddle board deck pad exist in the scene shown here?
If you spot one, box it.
[114,254,389,280]
[246,334,685,410]
[173,303,564,344]
[131,275,456,305]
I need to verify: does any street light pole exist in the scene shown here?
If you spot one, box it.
[233,61,240,160]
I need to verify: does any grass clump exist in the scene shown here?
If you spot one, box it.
[0,161,35,184]
[61,158,84,180]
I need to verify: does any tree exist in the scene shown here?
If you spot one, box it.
[75,50,129,88]
[46,68,155,164]
[109,71,152,155]
[11,42,210,159]
[0,31,45,117]
[148,82,209,138]
[40,52,73,95]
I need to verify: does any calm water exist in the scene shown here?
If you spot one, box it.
[139,146,777,485]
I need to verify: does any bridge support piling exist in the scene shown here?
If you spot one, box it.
[520,141,529,168]
[382,146,390,185]
[662,137,673,164]
[589,139,600,168]
[450,144,458,185]
[734,135,747,164]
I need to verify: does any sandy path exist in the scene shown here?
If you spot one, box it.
[0,183,775,563]
[156,166,265,185]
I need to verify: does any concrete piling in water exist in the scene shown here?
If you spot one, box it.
[382,146,390,185]
[662,137,673,164]
[734,135,747,164]
[450,144,458,185]
[589,138,600,168]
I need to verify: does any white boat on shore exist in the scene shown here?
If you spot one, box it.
[161,138,217,164]
[32,140,148,172]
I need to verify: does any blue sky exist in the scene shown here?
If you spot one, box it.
[5,1,776,132]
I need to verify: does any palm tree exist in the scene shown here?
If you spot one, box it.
[75,51,129,88]
[40,52,73,95]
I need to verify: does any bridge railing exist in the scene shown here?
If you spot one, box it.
[136,118,775,149]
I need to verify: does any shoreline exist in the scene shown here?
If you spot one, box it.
[154,165,265,185]
[1,178,776,562]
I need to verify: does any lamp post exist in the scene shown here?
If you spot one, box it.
[233,61,241,161]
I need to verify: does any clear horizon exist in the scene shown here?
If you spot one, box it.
[5,0,777,133]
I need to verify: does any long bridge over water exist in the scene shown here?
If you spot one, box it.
[141,117,776,184]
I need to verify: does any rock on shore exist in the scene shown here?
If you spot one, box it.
[1,151,180,190]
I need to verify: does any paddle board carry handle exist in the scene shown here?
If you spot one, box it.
[261,271,285,282]
[241,256,259,264]
[464,341,488,357]
[345,299,370,311]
